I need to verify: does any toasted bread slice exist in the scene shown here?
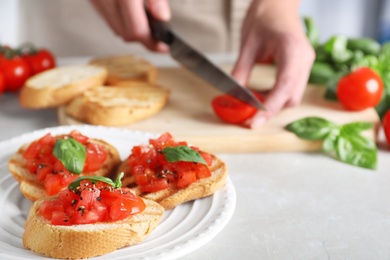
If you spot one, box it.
[19,65,108,109]
[23,197,164,259]
[64,84,170,126]
[89,55,157,85]
[117,154,227,209]
[8,137,121,202]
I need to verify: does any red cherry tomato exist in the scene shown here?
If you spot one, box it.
[336,67,384,111]
[23,49,56,75]
[0,55,31,92]
[211,91,264,124]
[383,110,390,145]
[0,72,5,95]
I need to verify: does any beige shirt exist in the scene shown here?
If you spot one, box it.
[15,0,251,57]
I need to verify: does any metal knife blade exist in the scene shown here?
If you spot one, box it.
[146,10,265,110]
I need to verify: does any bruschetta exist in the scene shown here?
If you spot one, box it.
[8,130,120,201]
[23,175,165,259]
[116,133,228,209]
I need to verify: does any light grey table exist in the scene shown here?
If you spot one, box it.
[1,56,390,260]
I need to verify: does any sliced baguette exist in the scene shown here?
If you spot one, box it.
[8,136,121,202]
[23,197,164,259]
[19,65,108,109]
[117,154,228,209]
[64,84,170,126]
[89,55,157,85]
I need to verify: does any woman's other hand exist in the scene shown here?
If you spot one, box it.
[232,0,315,128]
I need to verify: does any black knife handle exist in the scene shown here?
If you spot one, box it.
[145,8,173,44]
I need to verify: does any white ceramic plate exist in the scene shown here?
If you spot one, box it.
[0,125,236,260]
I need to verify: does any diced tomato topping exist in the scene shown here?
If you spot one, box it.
[125,133,213,192]
[39,199,64,220]
[51,211,72,226]
[36,164,53,182]
[83,143,107,172]
[140,179,170,193]
[196,164,212,179]
[69,130,89,144]
[110,198,132,221]
[22,131,107,197]
[177,171,197,189]
[44,174,63,196]
[38,180,146,225]
[200,151,213,166]
[38,133,56,146]
[23,141,41,160]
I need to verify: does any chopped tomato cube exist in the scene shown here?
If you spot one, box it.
[45,174,63,196]
[100,189,122,205]
[200,152,213,166]
[177,171,197,188]
[196,164,212,179]
[84,143,107,172]
[38,133,55,146]
[36,164,53,181]
[140,179,169,193]
[69,130,89,144]
[110,197,145,221]
[39,200,64,220]
[51,211,71,226]
[22,141,41,160]
[27,159,39,173]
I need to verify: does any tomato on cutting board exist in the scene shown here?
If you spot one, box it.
[211,91,264,124]
[39,177,146,225]
[22,130,108,196]
[126,133,213,193]
[336,67,384,111]
[383,110,390,146]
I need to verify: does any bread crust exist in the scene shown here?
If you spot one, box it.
[117,154,228,209]
[19,65,108,109]
[23,197,164,259]
[89,55,157,85]
[8,136,121,201]
[64,84,170,126]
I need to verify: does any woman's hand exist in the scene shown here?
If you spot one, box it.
[232,0,315,128]
[90,0,171,52]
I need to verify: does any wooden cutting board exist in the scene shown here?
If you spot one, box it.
[58,65,379,153]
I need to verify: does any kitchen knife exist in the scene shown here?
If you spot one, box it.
[146,10,265,110]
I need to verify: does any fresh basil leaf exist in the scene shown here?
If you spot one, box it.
[286,117,338,140]
[162,146,207,165]
[68,175,120,192]
[341,122,373,134]
[114,172,124,189]
[322,128,340,153]
[309,62,337,85]
[314,45,331,63]
[53,138,86,174]
[324,35,353,63]
[336,134,377,169]
[351,54,379,71]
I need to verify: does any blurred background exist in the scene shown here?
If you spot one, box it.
[0,0,388,57]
